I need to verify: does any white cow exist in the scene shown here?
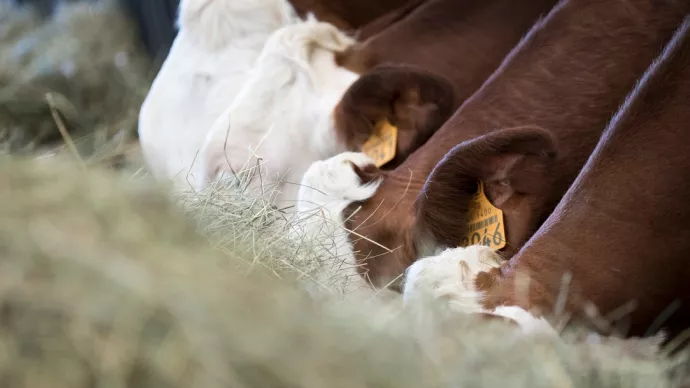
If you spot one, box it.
[195,16,360,210]
[138,0,300,191]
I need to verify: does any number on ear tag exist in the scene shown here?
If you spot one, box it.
[361,120,398,167]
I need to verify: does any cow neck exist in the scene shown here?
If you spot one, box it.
[397,0,690,223]
[485,17,690,339]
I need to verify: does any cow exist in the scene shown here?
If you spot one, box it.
[333,0,559,161]
[136,0,428,192]
[194,17,358,210]
[141,0,560,194]
[305,0,690,291]
[138,0,301,192]
[193,0,560,199]
[405,14,690,342]
[336,0,558,85]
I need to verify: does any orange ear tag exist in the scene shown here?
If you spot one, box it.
[463,181,507,251]
[361,120,398,167]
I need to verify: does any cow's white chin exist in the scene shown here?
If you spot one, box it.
[402,245,559,337]
[295,152,383,298]
[298,151,382,216]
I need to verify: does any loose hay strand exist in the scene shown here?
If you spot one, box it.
[46,92,87,172]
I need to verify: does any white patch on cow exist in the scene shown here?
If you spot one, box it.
[138,0,300,191]
[402,246,502,312]
[402,245,558,337]
[295,152,383,297]
[196,17,360,208]
[491,306,559,336]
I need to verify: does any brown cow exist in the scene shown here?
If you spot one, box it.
[334,64,459,169]
[307,0,690,290]
[333,0,559,161]
[288,0,421,32]
[336,0,558,86]
[406,14,690,341]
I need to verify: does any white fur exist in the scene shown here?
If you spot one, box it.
[195,16,360,208]
[402,246,502,313]
[491,306,559,336]
[295,152,383,297]
[402,246,558,337]
[138,0,300,191]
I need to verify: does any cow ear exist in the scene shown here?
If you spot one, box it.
[333,63,457,169]
[413,126,558,250]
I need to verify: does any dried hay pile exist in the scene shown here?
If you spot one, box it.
[1,155,688,388]
[0,0,151,169]
[177,177,379,299]
[2,1,690,387]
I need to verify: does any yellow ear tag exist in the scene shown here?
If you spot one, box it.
[361,120,398,167]
[463,181,507,251]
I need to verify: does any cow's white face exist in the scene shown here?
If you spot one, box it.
[402,246,558,336]
[195,18,360,208]
[298,152,382,216]
[295,152,383,296]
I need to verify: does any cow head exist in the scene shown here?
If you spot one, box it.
[414,126,559,259]
[300,126,558,292]
[334,63,458,169]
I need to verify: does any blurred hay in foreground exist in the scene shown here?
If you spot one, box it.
[2,1,690,386]
[0,0,151,169]
[1,154,688,388]
[177,172,385,300]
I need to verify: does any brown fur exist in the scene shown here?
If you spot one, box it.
[336,0,559,91]
[418,126,558,250]
[350,161,384,185]
[352,0,428,41]
[332,0,558,170]
[345,0,690,289]
[332,0,558,164]
[334,64,458,169]
[287,0,419,32]
[479,16,690,341]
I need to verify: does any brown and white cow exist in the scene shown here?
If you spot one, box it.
[141,0,554,193]
[406,14,690,341]
[139,0,415,192]
[333,0,559,164]
[306,0,690,290]
[336,0,559,87]
[190,0,560,201]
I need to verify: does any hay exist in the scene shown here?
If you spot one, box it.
[176,172,383,300]
[0,0,151,170]
[0,154,686,387]
[1,1,689,386]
